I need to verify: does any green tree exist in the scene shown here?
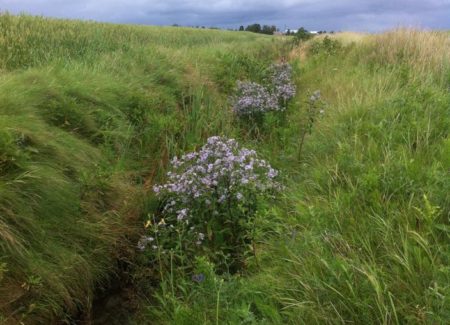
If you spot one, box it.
[295,27,313,41]
[261,25,277,35]
[245,23,261,33]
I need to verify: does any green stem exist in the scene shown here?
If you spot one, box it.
[216,279,224,325]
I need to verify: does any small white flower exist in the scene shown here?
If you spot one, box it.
[177,208,189,221]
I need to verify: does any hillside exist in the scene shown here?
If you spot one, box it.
[0,14,449,324]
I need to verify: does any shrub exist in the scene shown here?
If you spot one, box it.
[145,136,280,271]
[309,36,342,56]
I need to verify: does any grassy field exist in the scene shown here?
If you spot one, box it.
[0,13,449,324]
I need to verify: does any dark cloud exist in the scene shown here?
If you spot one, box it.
[1,0,449,31]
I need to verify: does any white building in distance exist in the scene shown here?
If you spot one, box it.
[283,29,319,35]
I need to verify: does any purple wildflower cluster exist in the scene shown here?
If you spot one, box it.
[144,136,280,251]
[231,63,296,117]
[231,81,278,116]
[270,63,296,102]
[154,136,279,212]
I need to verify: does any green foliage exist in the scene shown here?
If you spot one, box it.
[243,24,277,35]
[142,254,282,324]
[309,36,343,56]
[294,27,313,42]
[252,33,449,324]
[0,12,275,71]
[261,25,277,35]
[245,24,262,34]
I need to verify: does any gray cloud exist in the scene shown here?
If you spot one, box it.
[1,0,449,31]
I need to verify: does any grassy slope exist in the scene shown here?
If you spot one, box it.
[0,14,284,323]
[139,30,450,324]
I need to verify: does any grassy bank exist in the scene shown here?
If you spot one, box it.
[0,14,285,323]
[137,30,450,324]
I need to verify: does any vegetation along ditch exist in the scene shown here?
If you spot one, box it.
[0,13,449,324]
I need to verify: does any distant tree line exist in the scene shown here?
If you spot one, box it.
[292,27,334,42]
[169,23,334,36]
[239,24,277,35]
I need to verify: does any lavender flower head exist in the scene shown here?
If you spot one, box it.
[270,63,296,102]
[153,136,280,228]
[231,81,279,116]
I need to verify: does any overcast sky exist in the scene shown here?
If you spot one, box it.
[1,0,450,32]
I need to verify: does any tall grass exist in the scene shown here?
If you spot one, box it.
[270,30,450,323]
[0,12,278,71]
[0,13,284,323]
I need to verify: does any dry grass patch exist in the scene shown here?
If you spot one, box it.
[368,28,450,76]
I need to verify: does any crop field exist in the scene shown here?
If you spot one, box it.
[0,14,449,324]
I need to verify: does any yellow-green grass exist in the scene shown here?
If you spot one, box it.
[0,13,285,323]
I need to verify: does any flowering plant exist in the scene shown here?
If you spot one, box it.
[231,81,279,117]
[142,136,280,271]
[269,62,296,103]
[231,63,296,128]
